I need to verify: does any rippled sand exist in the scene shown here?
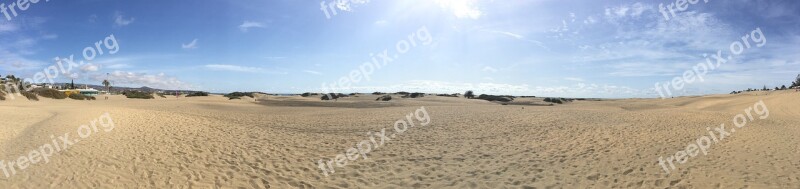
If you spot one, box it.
[0,91,798,188]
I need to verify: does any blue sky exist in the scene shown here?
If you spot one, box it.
[0,0,798,98]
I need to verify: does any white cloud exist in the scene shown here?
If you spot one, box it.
[303,70,323,75]
[374,20,388,26]
[486,30,549,50]
[0,21,18,32]
[333,0,371,12]
[88,14,98,23]
[205,64,256,72]
[0,53,44,71]
[106,63,130,69]
[482,66,498,73]
[114,12,135,27]
[629,3,648,17]
[182,38,199,49]
[96,71,192,90]
[42,34,58,40]
[564,77,584,82]
[604,2,651,22]
[239,21,265,32]
[491,30,524,39]
[204,64,286,74]
[435,0,482,19]
[80,64,99,72]
[584,16,597,24]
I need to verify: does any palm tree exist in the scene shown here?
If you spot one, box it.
[102,80,111,92]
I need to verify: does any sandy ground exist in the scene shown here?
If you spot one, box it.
[0,91,798,188]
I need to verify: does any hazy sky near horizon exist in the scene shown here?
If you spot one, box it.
[0,0,799,98]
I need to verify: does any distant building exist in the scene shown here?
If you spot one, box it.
[78,89,100,96]
[59,88,100,96]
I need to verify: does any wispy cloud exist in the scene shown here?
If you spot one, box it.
[486,30,549,50]
[204,64,286,74]
[239,21,265,32]
[604,2,650,20]
[114,12,135,27]
[374,20,388,26]
[482,66,498,73]
[106,63,131,69]
[94,71,192,90]
[564,77,585,82]
[435,0,482,19]
[182,38,199,49]
[0,21,18,32]
[303,70,323,75]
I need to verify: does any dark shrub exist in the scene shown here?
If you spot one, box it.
[87,96,96,100]
[22,91,38,101]
[402,92,425,98]
[544,97,563,104]
[69,93,87,100]
[372,92,385,95]
[301,92,311,97]
[186,92,209,97]
[464,90,475,99]
[321,93,339,101]
[225,92,254,99]
[158,93,167,98]
[396,91,409,95]
[228,96,241,100]
[124,91,154,99]
[0,92,5,101]
[32,88,67,99]
[376,95,392,101]
[476,94,513,102]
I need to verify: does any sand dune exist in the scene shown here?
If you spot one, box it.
[0,92,798,188]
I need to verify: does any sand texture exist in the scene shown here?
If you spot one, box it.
[0,91,798,188]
